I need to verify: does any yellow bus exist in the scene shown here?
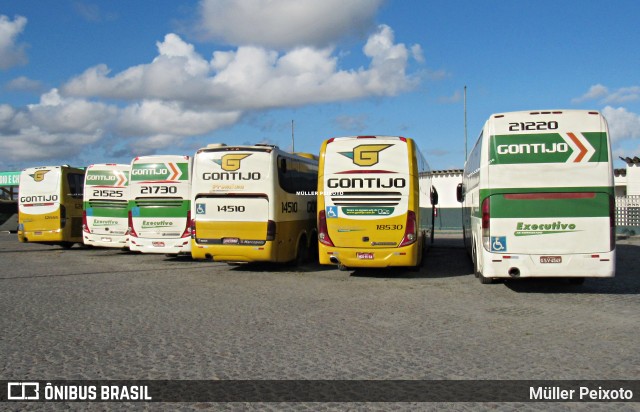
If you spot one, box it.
[190,143,318,264]
[18,165,85,248]
[317,136,434,269]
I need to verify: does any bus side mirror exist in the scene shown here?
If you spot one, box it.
[456,183,464,203]
[430,187,439,206]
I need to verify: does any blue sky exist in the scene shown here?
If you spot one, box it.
[1,0,639,171]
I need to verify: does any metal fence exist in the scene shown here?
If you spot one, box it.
[616,195,640,227]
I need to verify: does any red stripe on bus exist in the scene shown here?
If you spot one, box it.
[503,192,596,200]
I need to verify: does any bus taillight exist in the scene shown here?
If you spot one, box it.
[190,218,196,238]
[266,220,276,241]
[399,210,417,247]
[318,210,334,247]
[82,210,90,233]
[181,210,192,238]
[482,197,490,248]
[127,210,138,238]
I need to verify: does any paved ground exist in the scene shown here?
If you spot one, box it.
[1,233,638,410]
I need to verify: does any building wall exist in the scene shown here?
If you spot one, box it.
[628,164,640,195]
[420,170,463,231]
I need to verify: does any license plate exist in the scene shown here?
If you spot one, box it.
[357,252,374,260]
[152,241,165,247]
[101,237,112,242]
[223,238,239,245]
[540,256,562,264]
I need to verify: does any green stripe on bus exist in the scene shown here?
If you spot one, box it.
[471,187,613,219]
[130,200,190,218]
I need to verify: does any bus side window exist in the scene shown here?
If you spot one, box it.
[68,173,85,199]
[280,158,287,174]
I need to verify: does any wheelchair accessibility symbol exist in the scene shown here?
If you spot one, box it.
[196,203,206,214]
[326,206,338,218]
[490,236,507,252]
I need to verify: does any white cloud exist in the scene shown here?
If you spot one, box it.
[196,0,383,49]
[0,90,113,164]
[7,22,426,165]
[572,84,609,103]
[115,100,241,137]
[4,76,44,92]
[334,114,368,132]
[0,15,28,70]
[604,86,640,104]
[64,27,420,110]
[602,106,640,142]
[573,84,640,105]
[438,90,462,104]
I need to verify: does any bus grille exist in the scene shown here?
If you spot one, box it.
[88,200,128,209]
[134,199,184,208]
[330,191,402,206]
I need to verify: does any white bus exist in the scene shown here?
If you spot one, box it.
[317,135,435,269]
[128,155,192,255]
[190,143,318,264]
[457,110,615,284]
[82,163,130,248]
[18,165,85,248]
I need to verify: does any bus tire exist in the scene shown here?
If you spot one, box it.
[473,245,493,284]
[308,232,319,263]
[472,245,479,278]
[60,242,74,249]
[293,236,308,266]
[478,273,494,284]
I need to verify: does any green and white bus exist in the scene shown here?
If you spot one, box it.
[458,110,615,284]
[82,163,130,248]
[128,155,192,255]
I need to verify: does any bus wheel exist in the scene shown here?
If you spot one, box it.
[568,277,585,285]
[60,242,74,249]
[473,247,493,284]
[478,273,494,284]
[293,237,308,266]
[472,246,479,278]
[308,234,319,263]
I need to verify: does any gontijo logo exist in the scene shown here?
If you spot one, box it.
[214,154,252,171]
[29,170,49,182]
[131,162,187,181]
[492,132,600,164]
[86,171,128,186]
[339,144,392,166]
